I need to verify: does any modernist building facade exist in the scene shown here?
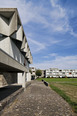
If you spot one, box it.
[0,8,32,88]
[45,68,77,78]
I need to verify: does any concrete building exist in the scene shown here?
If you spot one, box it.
[45,68,77,78]
[41,70,45,78]
[30,67,36,80]
[46,68,59,78]
[0,8,32,88]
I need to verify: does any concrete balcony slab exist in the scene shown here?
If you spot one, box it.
[0,49,28,72]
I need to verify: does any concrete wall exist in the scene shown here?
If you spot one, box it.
[0,37,10,54]
[0,35,29,67]
[0,72,17,87]
[0,8,33,88]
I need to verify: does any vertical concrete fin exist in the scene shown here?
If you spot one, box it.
[9,12,17,36]
[21,36,26,50]
[11,25,23,42]
[0,16,9,36]
[16,25,23,42]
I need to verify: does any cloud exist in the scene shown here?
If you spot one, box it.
[43,53,57,59]
[27,38,46,53]
[48,38,62,45]
[0,0,77,70]
[43,56,49,59]
[70,29,77,37]
[50,0,65,19]
[0,0,69,32]
[0,0,76,37]
[0,0,50,52]
[49,53,57,57]
[27,35,62,54]
[32,55,77,69]
[50,0,69,32]
[0,0,48,25]
[50,0,77,37]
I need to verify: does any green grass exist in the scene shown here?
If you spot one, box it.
[36,78,77,82]
[60,83,77,86]
[50,84,77,113]
[36,78,77,113]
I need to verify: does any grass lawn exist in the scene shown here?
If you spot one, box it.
[36,78,77,113]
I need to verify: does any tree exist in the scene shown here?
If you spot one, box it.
[29,69,32,74]
[36,69,42,77]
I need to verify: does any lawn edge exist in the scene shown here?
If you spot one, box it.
[50,84,77,113]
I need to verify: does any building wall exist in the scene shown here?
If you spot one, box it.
[41,70,45,77]
[26,72,31,81]
[30,67,36,80]
[0,72,17,87]
[0,36,29,87]
[0,37,10,54]
[10,39,24,65]
[0,36,29,66]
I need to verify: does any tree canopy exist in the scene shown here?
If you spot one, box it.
[36,69,42,77]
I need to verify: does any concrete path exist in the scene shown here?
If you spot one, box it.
[1,81,76,116]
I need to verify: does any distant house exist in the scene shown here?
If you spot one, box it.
[0,8,32,88]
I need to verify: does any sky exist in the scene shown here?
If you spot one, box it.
[0,0,77,69]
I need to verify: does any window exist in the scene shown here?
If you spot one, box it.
[69,72,72,74]
[62,72,65,74]
[33,71,35,73]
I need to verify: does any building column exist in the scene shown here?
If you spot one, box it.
[26,72,31,81]
[22,72,26,88]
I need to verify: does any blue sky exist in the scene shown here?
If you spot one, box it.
[0,0,77,69]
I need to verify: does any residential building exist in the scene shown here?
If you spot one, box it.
[45,68,77,78]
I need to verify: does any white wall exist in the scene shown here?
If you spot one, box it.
[26,72,31,81]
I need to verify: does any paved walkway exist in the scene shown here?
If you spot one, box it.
[1,81,76,116]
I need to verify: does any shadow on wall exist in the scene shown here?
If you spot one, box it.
[0,85,22,101]
[10,39,22,64]
[0,72,17,87]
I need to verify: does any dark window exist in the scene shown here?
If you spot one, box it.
[59,70,62,71]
